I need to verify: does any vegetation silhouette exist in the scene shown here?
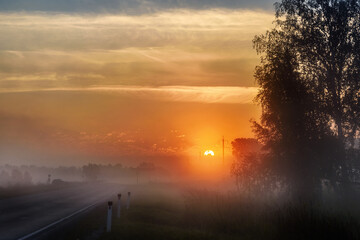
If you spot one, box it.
[231,138,274,194]
[252,0,360,200]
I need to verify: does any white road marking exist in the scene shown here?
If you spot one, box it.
[17,202,98,240]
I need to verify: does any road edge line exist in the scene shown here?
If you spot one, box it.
[17,202,98,240]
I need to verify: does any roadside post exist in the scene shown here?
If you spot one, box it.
[117,194,121,218]
[106,201,112,232]
[127,192,131,209]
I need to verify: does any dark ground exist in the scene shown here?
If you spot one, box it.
[0,182,119,240]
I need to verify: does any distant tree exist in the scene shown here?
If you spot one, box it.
[253,0,360,198]
[114,163,123,170]
[82,164,100,181]
[0,170,10,186]
[11,169,23,185]
[23,171,32,185]
[231,138,265,192]
[137,162,156,171]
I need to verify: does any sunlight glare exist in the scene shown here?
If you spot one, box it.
[204,150,215,156]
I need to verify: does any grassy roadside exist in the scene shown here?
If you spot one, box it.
[63,183,235,240]
[63,183,360,240]
[100,184,232,240]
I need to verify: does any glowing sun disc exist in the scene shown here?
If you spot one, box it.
[204,150,215,156]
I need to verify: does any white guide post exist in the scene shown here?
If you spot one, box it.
[106,201,112,232]
[117,194,121,218]
[126,192,131,209]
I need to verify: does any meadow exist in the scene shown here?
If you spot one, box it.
[60,183,360,240]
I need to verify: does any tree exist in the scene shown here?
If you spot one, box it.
[11,169,23,185]
[231,138,266,193]
[252,0,360,198]
[253,34,323,198]
[274,0,360,184]
[82,164,100,181]
[137,162,156,171]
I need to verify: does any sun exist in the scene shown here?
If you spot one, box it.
[204,150,215,156]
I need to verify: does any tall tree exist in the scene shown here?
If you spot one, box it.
[253,31,322,198]
[253,0,360,197]
[276,0,360,181]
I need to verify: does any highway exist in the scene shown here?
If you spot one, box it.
[0,183,118,240]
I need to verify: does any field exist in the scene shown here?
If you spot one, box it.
[60,183,360,240]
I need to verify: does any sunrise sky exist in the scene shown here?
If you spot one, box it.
[0,0,276,170]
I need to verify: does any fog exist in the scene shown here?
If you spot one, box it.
[0,162,179,187]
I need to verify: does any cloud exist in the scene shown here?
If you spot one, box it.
[0,10,273,51]
[0,85,258,104]
[0,10,273,87]
[88,85,259,104]
[0,7,266,167]
[0,0,276,14]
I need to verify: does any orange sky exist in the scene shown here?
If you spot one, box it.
[0,9,274,170]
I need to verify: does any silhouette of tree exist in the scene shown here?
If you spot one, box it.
[252,38,323,198]
[82,164,100,181]
[231,138,262,158]
[11,169,23,185]
[137,162,156,171]
[231,138,266,193]
[277,0,360,184]
[0,170,10,186]
[252,0,360,198]
[23,171,32,185]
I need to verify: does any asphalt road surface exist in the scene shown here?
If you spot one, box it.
[0,183,119,240]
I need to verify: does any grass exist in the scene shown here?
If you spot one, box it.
[100,184,231,240]
[64,183,360,240]
[181,190,360,240]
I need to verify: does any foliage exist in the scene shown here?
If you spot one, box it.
[137,162,156,171]
[252,0,360,198]
[82,163,100,181]
[230,138,274,193]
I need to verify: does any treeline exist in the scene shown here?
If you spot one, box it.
[82,162,169,183]
[231,0,360,200]
[0,165,81,186]
[0,162,168,187]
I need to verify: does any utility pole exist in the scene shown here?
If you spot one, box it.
[127,192,131,209]
[222,136,225,178]
[222,136,225,167]
[136,169,139,185]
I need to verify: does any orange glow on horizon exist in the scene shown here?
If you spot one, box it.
[0,9,265,167]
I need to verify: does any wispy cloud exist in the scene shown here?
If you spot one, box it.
[0,10,273,88]
[0,0,275,14]
[0,85,258,104]
[0,10,273,51]
[0,6,265,167]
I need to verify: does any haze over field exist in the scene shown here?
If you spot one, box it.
[0,0,276,171]
[0,1,360,240]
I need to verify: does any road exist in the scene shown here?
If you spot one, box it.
[0,183,118,240]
